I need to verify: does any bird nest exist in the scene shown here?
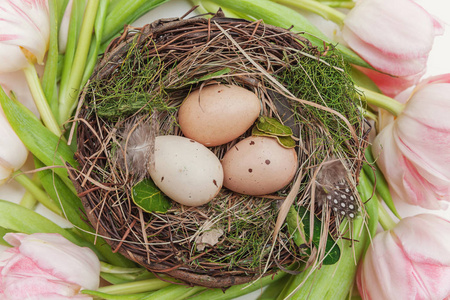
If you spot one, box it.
[72,11,369,288]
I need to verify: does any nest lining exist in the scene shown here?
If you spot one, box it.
[73,11,368,288]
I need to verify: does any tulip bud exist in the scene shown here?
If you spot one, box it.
[343,0,444,96]
[0,233,100,299]
[357,214,450,299]
[0,108,28,185]
[372,74,450,209]
[0,0,50,73]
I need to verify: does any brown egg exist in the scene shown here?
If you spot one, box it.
[178,84,260,147]
[221,136,298,196]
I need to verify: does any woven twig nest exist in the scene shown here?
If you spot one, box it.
[72,11,369,288]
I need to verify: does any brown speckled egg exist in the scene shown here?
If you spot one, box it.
[221,136,298,196]
[178,84,260,147]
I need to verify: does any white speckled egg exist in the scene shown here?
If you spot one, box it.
[148,135,224,206]
[178,84,260,146]
[221,136,298,196]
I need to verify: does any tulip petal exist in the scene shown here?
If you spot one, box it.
[3,233,100,291]
[0,0,49,71]
[0,70,40,117]
[2,276,82,299]
[344,0,438,59]
[355,65,423,97]
[373,77,450,209]
[358,215,450,299]
[373,123,446,209]
[394,84,450,187]
[0,44,28,73]
[0,107,28,184]
[393,215,450,299]
[343,27,428,77]
[0,249,61,282]
[358,230,418,299]
[394,215,450,265]
[343,0,443,80]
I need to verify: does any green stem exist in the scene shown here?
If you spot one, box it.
[141,285,205,300]
[58,0,84,123]
[59,0,100,123]
[188,270,287,300]
[272,0,346,25]
[41,0,60,119]
[357,171,380,239]
[13,172,63,216]
[320,1,355,9]
[23,62,62,136]
[357,86,405,116]
[358,105,377,121]
[363,146,401,219]
[377,202,397,231]
[97,278,172,295]
[19,191,37,210]
[19,173,40,210]
[100,262,146,274]
[81,0,109,86]
[82,290,153,300]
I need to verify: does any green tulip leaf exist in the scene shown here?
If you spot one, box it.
[296,206,341,265]
[0,200,86,247]
[0,89,77,192]
[132,179,171,213]
[256,116,293,136]
[251,127,296,148]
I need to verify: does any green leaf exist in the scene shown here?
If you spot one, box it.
[256,116,293,136]
[132,179,171,213]
[0,200,85,246]
[102,0,171,44]
[0,89,77,192]
[251,127,296,148]
[296,206,341,265]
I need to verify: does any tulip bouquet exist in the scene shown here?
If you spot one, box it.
[1,0,450,299]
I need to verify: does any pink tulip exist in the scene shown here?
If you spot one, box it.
[343,0,444,96]
[0,0,50,73]
[357,214,450,300]
[372,74,450,209]
[0,233,100,299]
